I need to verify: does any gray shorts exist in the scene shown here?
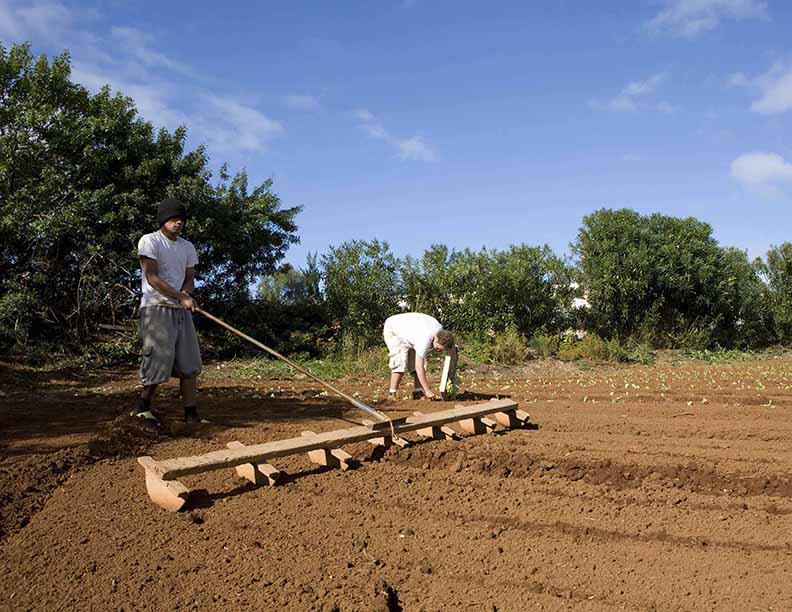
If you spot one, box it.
[139,306,202,386]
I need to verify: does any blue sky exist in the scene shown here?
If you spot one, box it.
[2,0,791,268]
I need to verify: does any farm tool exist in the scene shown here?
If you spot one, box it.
[138,397,531,511]
[194,307,394,429]
[137,306,531,512]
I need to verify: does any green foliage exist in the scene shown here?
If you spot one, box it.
[443,379,459,399]
[257,255,322,305]
[573,208,771,349]
[200,346,389,383]
[604,338,656,364]
[0,43,299,351]
[759,242,792,344]
[558,332,610,362]
[402,244,571,339]
[678,348,760,364]
[488,327,534,364]
[322,239,401,350]
[528,333,560,358]
[530,330,655,364]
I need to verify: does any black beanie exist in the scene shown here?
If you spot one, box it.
[157,198,188,226]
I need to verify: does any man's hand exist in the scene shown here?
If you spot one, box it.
[425,391,440,401]
[178,292,196,311]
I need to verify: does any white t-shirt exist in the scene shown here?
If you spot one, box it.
[137,230,198,307]
[384,313,442,358]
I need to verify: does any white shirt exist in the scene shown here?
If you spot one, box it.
[137,230,198,307]
[384,313,442,358]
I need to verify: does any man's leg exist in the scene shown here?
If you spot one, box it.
[389,371,404,395]
[180,377,197,406]
[174,311,205,423]
[132,384,159,421]
[384,327,408,398]
[133,306,176,426]
[140,384,158,402]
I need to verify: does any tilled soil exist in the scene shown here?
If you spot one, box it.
[1,356,792,610]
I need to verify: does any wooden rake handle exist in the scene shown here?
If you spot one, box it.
[193,307,389,425]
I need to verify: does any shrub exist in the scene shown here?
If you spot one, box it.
[529,333,561,358]
[489,327,534,365]
[558,332,609,362]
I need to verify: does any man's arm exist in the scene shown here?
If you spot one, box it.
[413,355,437,399]
[140,256,194,310]
[181,267,195,295]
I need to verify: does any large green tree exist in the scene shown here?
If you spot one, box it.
[760,242,792,344]
[0,43,300,349]
[573,208,769,348]
[321,239,401,351]
[402,244,569,338]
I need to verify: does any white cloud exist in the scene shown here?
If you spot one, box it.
[199,96,284,153]
[355,107,436,161]
[1,1,286,157]
[646,0,768,38]
[396,135,436,162]
[731,62,792,115]
[656,101,675,113]
[590,73,667,113]
[0,0,75,44]
[355,108,376,122]
[731,152,792,196]
[284,94,321,111]
[363,123,388,140]
[110,26,195,78]
[70,64,186,130]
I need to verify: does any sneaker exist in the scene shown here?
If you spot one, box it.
[184,406,210,424]
[131,409,161,427]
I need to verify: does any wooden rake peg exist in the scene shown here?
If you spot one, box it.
[457,416,497,435]
[455,404,497,434]
[226,441,283,486]
[493,408,531,428]
[361,420,410,448]
[302,431,355,471]
[138,456,190,512]
[413,411,460,441]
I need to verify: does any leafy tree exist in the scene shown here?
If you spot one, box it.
[401,245,488,333]
[321,239,401,351]
[402,244,570,338]
[759,243,792,344]
[0,42,300,350]
[257,254,321,305]
[573,208,770,348]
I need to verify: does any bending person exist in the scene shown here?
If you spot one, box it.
[383,312,455,401]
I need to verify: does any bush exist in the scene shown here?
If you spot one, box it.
[488,327,534,364]
[529,333,561,358]
[401,244,572,339]
[558,332,609,362]
[573,208,771,349]
[605,338,655,364]
[0,43,300,353]
[322,239,401,350]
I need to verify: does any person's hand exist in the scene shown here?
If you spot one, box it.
[425,392,440,401]
[178,293,196,311]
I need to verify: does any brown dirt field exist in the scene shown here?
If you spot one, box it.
[2,355,792,611]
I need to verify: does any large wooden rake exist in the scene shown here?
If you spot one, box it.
[194,307,395,429]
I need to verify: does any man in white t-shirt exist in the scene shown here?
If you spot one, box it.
[131,198,207,427]
[383,312,455,400]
